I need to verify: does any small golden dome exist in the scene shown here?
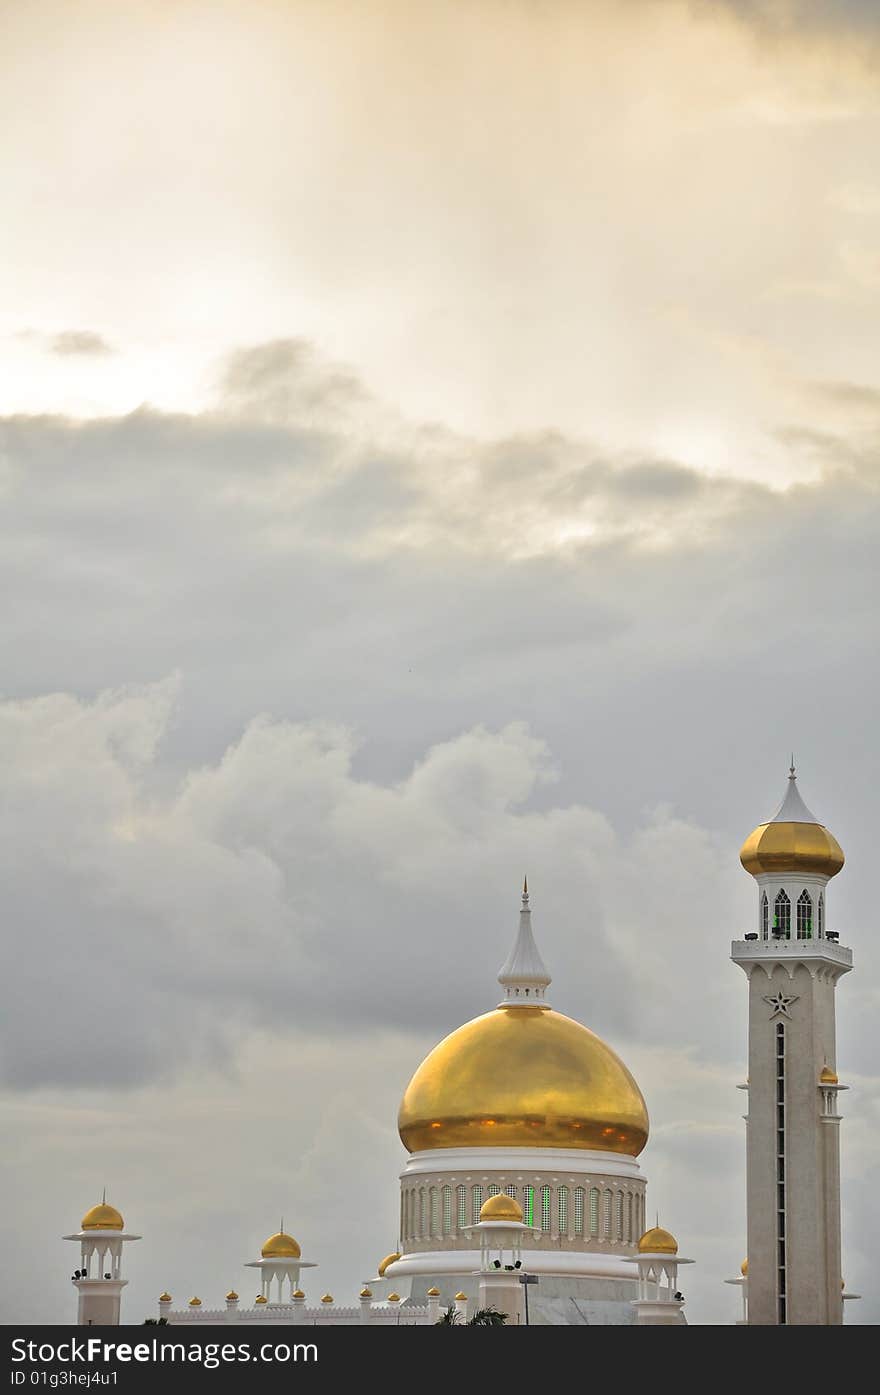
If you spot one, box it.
[820,1065,839,1085]
[455,1292,468,1301]
[479,1192,524,1223]
[360,1287,373,1299]
[81,1201,124,1231]
[255,1295,268,1304]
[158,1293,172,1303]
[638,1226,678,1255]
[398,1005,648,1155]
[293,1289,305,1299]
[261,1230,301,1259]
[387,1292,400,1302]
[377,1252,400,1276]
[426,1287,440,1297]
[741,1259,748,1277]
[226,1291,239,1301]
[740,772,843,879]
[320,1294,333,1304]
[188,1297,201,1307]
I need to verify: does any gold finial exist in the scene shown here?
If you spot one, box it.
[790,755,796,779]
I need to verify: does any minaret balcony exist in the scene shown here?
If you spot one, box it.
[731,936,852,974]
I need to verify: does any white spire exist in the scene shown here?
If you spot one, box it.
[497,877,551,1005]
[770,760,820,825]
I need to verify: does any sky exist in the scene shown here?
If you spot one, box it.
[1,0,878,1326]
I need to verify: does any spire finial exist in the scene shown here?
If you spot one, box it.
[281,1217,284,1235]
[498,880,550,1003]
[656,1210,659,1230]
[102,1186,106,1205]
[790,754,796,780]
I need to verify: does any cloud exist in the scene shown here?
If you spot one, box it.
[0,340,877,1322]
[49,330,114,357]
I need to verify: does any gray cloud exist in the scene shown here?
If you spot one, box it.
[0,339,877,1323]
[49,330,114,357]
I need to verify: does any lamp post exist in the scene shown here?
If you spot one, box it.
[518,1273,538,1326]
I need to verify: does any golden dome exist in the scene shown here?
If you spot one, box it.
[377,1252,400,1276]
[455,1292,468,1301]
[188,1297,201,1307]
[387,1293,400,1302]
[479,1193,524,1223]
[360,1287,373,1299]
[81,1201,124,1232]
[426,1287,440,1297]
[320,1294,333,1304]
[255,1295,268,1304]
[261,1230,301,1259]
[293,1289,305,1299]
[741,1259,748,1277]
[398,1005,648,1155]
[226,1291,239,1301]
[820,1065,839,1085]
[158,1293,172,1303]
[638,1227,678,1255]
[740,771,843,879]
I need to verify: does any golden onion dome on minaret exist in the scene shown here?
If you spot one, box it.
[81,1194,124,1231]
[261,1227,301,1259]
[820,1064,839,1085]
[397,882,648,1156]
[638,1226,678,1255]
[740,764,844,879]
[479,1193,524,1223]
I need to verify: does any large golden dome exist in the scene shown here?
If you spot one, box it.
[398,1004,648,1156]
[740,768,844,879]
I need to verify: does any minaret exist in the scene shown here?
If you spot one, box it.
[732,766,851,1325]
[64,1195,140,1326]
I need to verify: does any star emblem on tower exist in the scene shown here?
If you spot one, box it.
[763,989,799,1018]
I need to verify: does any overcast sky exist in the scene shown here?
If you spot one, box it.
[1,0,878,1326]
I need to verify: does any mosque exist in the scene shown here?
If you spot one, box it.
[63,769,858,1325]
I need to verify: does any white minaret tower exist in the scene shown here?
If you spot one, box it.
[732,765,851,1325]
[64,1195,140,1326]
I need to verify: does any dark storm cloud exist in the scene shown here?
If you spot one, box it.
[49,330,114,356]
[0,339,877,1103]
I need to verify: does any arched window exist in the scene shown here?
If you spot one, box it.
[487,1184,500,1198]
[541,1186,552,1232]
[573,1188,585,1236]
[797,890,812,940]
[774,889,791,939]
[818,894,824,938]
[589,1187,600,1237]
[602,1190,612,1239]
[430,1188,439,1238]
[457,1186,467,1231]
[558,1186,569,1235]
[505,1185,518,1201]
[442,1185,453,1235]
[762,893,769,939]
[471,1186,483,1225]
[418,1188,425,1238]
[627,1193,634,1242]
[615,1192,624,1241]
[524,1186,535,1228]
